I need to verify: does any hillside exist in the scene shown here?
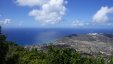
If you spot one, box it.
[1,33,113,64]
[26,33,113,57]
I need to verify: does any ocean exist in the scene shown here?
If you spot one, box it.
[2,28,113,46]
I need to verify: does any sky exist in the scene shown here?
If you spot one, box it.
[0,0,113,29]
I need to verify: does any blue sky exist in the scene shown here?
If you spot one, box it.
[0,0,113,28]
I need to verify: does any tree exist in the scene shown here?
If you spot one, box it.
[0,35,8,64]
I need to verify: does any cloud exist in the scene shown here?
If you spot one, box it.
[72,20,87,27]
[0,19,11,25]
[16,0,67,24]
[18,22,23,26]
[92,6,113,23]
[15,0,47,7]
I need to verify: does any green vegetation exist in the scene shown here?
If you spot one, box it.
[0,34,113,64]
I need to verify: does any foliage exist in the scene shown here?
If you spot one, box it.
[0,35,8,64]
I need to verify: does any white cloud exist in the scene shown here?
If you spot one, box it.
[72,20,85,27]
[0,19,11,25]
[18,22,23,26]
[15,0,47,7]
[16,0,67,24]
[92,6,113,23]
